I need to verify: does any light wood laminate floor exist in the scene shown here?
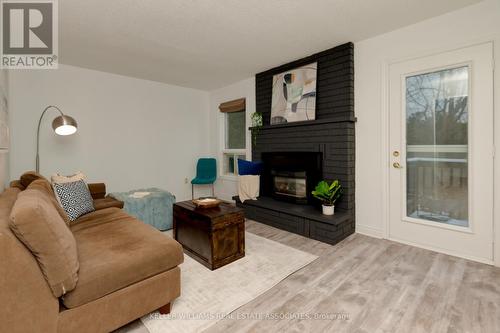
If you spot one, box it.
[118,220,500,333]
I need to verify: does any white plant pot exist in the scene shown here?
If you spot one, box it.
[322,204,335,215]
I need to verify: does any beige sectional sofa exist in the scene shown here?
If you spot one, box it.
[0,172,183,333]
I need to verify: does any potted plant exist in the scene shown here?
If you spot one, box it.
[250,112,263,147]
[251,112,263,127]
[311,180,343,215]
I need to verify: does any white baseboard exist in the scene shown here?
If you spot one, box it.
[388,235,494,265]
[356,224,383,238]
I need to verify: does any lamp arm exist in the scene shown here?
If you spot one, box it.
[36,105,64,173]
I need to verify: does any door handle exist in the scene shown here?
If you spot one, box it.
[393,162,403,169]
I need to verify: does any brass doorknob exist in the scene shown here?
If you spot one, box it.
[393,162,402,169]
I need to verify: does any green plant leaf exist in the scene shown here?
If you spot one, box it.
[311,179,343,205]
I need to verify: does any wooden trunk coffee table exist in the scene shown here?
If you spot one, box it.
[173,200,245,270]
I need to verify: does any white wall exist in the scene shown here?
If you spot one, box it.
[354,0,500,264]
[9,64,210,201]
[208,77,255,201]
[0,70,8,191]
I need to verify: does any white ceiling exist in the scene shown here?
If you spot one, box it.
[60,0,482,90]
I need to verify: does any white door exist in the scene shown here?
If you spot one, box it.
[388,43,494,264]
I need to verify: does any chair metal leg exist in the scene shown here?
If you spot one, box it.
[211,183,215,197]
[192,184,194,199]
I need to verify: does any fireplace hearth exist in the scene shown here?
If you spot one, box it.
[261,152,322,204]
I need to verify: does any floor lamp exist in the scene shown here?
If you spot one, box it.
[36,105,78,173]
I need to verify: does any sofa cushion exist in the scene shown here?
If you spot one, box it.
[20,171,48,189]
[93,197,124,210]
[62,208,183,308]
[51,171,86,184]
[28,179,71,226]
[9,179,24,190]
[53,180,95,221]
[9,188,79,298]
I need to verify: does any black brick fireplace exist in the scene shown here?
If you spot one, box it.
[235,42,355,246]
[261,152,322,204]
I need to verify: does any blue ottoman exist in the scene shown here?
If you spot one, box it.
[109,188,175,231]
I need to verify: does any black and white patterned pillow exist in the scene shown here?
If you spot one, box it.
[53,180,95,221]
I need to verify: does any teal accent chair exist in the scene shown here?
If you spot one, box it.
[191,158,217,199]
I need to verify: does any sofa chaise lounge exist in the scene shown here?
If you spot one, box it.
[0,172,183,333]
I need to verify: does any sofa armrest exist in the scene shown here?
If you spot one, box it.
[88,183,106,199]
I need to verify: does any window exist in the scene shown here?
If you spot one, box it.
[225,111,246,149]
[222,109,246,175]
[405,66,469,227]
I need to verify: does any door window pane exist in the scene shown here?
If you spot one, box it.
[226,111,246,149]
[406,66,468,227]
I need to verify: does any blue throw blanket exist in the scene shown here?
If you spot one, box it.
[109,188,175,231]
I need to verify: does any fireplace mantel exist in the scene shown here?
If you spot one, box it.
[249,115,357,131]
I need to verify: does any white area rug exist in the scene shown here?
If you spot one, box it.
[141,231,318,333]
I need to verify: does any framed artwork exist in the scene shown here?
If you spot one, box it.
[271,62,317,124]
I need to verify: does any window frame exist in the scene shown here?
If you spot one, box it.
[220,108,247,178]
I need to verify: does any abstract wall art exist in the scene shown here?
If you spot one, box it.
[271,62,317,124]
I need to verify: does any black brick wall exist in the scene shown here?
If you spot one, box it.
[242,42,355,245]
[256,42,354,124]
[253,42,355,215]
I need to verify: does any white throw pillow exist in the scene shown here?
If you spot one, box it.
[51,171,86,184]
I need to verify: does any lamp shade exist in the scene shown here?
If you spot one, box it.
[52,115,78,136]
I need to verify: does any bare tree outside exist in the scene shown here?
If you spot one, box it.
[405,66,469,226]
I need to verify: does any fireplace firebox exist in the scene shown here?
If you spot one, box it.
[273,171,307,202]
[261,152,322,204]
